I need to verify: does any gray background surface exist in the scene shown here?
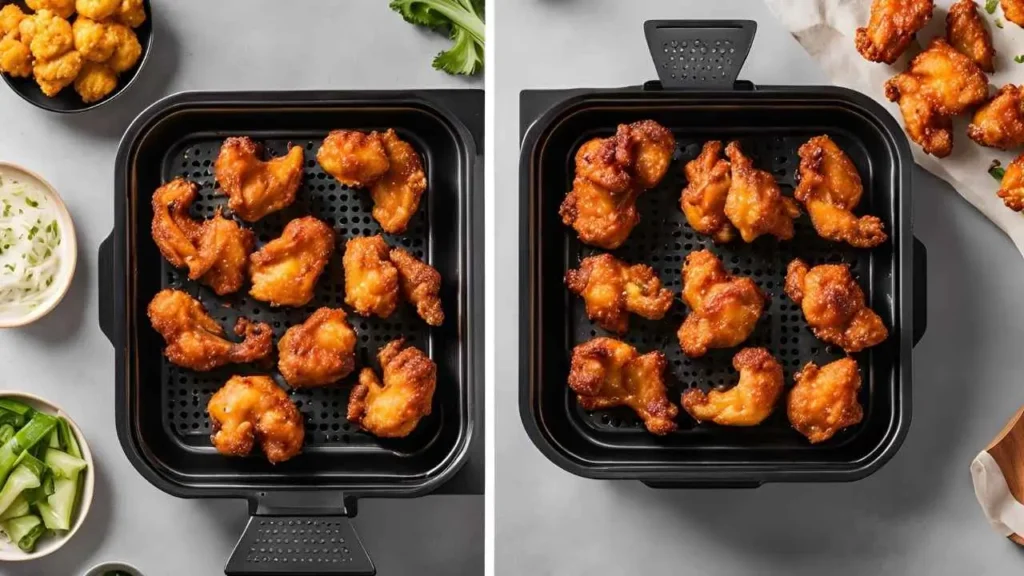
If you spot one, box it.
[496,1,1024,574]
[0,1,482,575]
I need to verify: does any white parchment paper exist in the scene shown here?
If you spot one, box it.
[764,0,1024,254]
[971,451,1024,538]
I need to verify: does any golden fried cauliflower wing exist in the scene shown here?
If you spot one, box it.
[681,140,735,243]
[968,85,1024,150]
[0,5,26,36]
[368,129,427,234]
[795,135,887,248]
[788,358,864,444]
[278,308,357,388]
[389,247,444,326]
[884,38,989,158]
[575,135,634,194]
[317,129,391,188]
[214,137,304,222]
[72,17,116,63]
[343,235,399,318]
[116,0,146,28]
[678,249,765,358]
[76,0,120,20]
[106,23,140,73]
[147,289,272,372]
[29,9,72,61]
[681,348,784,426]
[723,141,800,242]
[947,0,995,73]
[559,176,641,250]
[564,253,673,334]
[997,153,1024,210]
[625,119,676,189]
[25,0,74,19]
[249,217,335,307]
[33,49,81,97]
[568,337,679,435]
[855,0,933,64]
[784,259,889,353]
[74,61,116,103]
[348,339,437,438]
[1003,0,1024,27]
[0,35,32,78]
[151,178,254,295]
[208,375,304,464]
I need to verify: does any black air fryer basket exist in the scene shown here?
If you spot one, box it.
[101,90,481,574]
[519,21,926,487]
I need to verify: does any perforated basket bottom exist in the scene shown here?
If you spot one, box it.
[567,133,877,438]
[159,135,432,450]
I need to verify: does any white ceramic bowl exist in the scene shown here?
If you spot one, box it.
[0,391,94,561]
[0,162,77,328]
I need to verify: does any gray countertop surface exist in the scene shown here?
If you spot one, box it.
[497,0,1024,574]
[0,1,482,575]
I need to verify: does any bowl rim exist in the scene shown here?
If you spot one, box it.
[83,560,144,576]
[0,0,154,114]
[0,161,78,329]
[0,390,95,561]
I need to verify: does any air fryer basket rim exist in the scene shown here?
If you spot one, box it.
[105,90,479,502]
[518,85,920,485]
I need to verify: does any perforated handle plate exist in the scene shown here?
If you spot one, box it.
[644,20,756,89]
[225,516,375,575]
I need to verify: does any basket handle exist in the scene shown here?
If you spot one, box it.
[225,515,375,575]
[642,480,761,489]
[913,237,927,346]
[98,231,115,344]
[644,20,756,90]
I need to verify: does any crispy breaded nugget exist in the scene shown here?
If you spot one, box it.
[723,141,800,242]
[116,0,147,28]
[26,0,74,19]
[968,85,1024,150]
[74,61,116,103]
[214,136,304,222]
[0,5,26,36]
[278,308,357,388]
[0,36,32,78]
[76,0,120,20]
[29,9,72,61]
[368,129,427,234]
[348,339,437,438]
[390,247,444,326]
[317,129,391,189]
[998,153,1024,211]
[343,235,400,318]
[678,250,764,357]
[565,253,673,334]
[681,348,784,426]
[681,140,735,243]
[106,22,141,73]
[73,17,116,63]
[855,0,933,64]
[249,217,335,307]
[1003,0,1024,27]
[947,0,995,73]
[33,49,81,97]
[208,376,304,464]
[788,358,864,444]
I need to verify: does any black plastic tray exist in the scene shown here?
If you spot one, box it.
[519,21,925,487]
[100,90,482,574]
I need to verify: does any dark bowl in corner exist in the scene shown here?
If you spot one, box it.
[0,0,152,113]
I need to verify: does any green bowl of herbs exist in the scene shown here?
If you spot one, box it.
[0,392,93,561]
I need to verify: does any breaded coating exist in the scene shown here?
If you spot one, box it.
[75,0,120,20]
[946,0,995,73]
[25,0,74,19]
[105,23,141,73]
[884,38,988,158]
[33,49,81,97]
[29,9,72,61]
[788,358,864,444]
[214,136,304,222]
[343,235,399,318]
[0,36,32,78]
[1003,0,1024,27]
[208,376,304,464]
[795,135,887,248]
[855,0,933,64]
[0,5,26,36]
[18,15,38,46]
[151,178,254,295]
[561,120,675,249]
[249,217,335,307]
[390,247,444,326]
[784,259,889,353]
[681,348,784,426]
[116,0,146,28]
[147,289,272,372]
[565,253,673,334]
[997,153,1024,211]
[348,339,437,438]
[317,129,391,188]
[723,141,800,243]
[567,337,679,435]
[681,140,735,243]
[278,308,357,388]
[73,61,116,103]
[73,17,116,63]
[968,85,1024,150]
[678,250,765,357]
[368,129,427,234]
